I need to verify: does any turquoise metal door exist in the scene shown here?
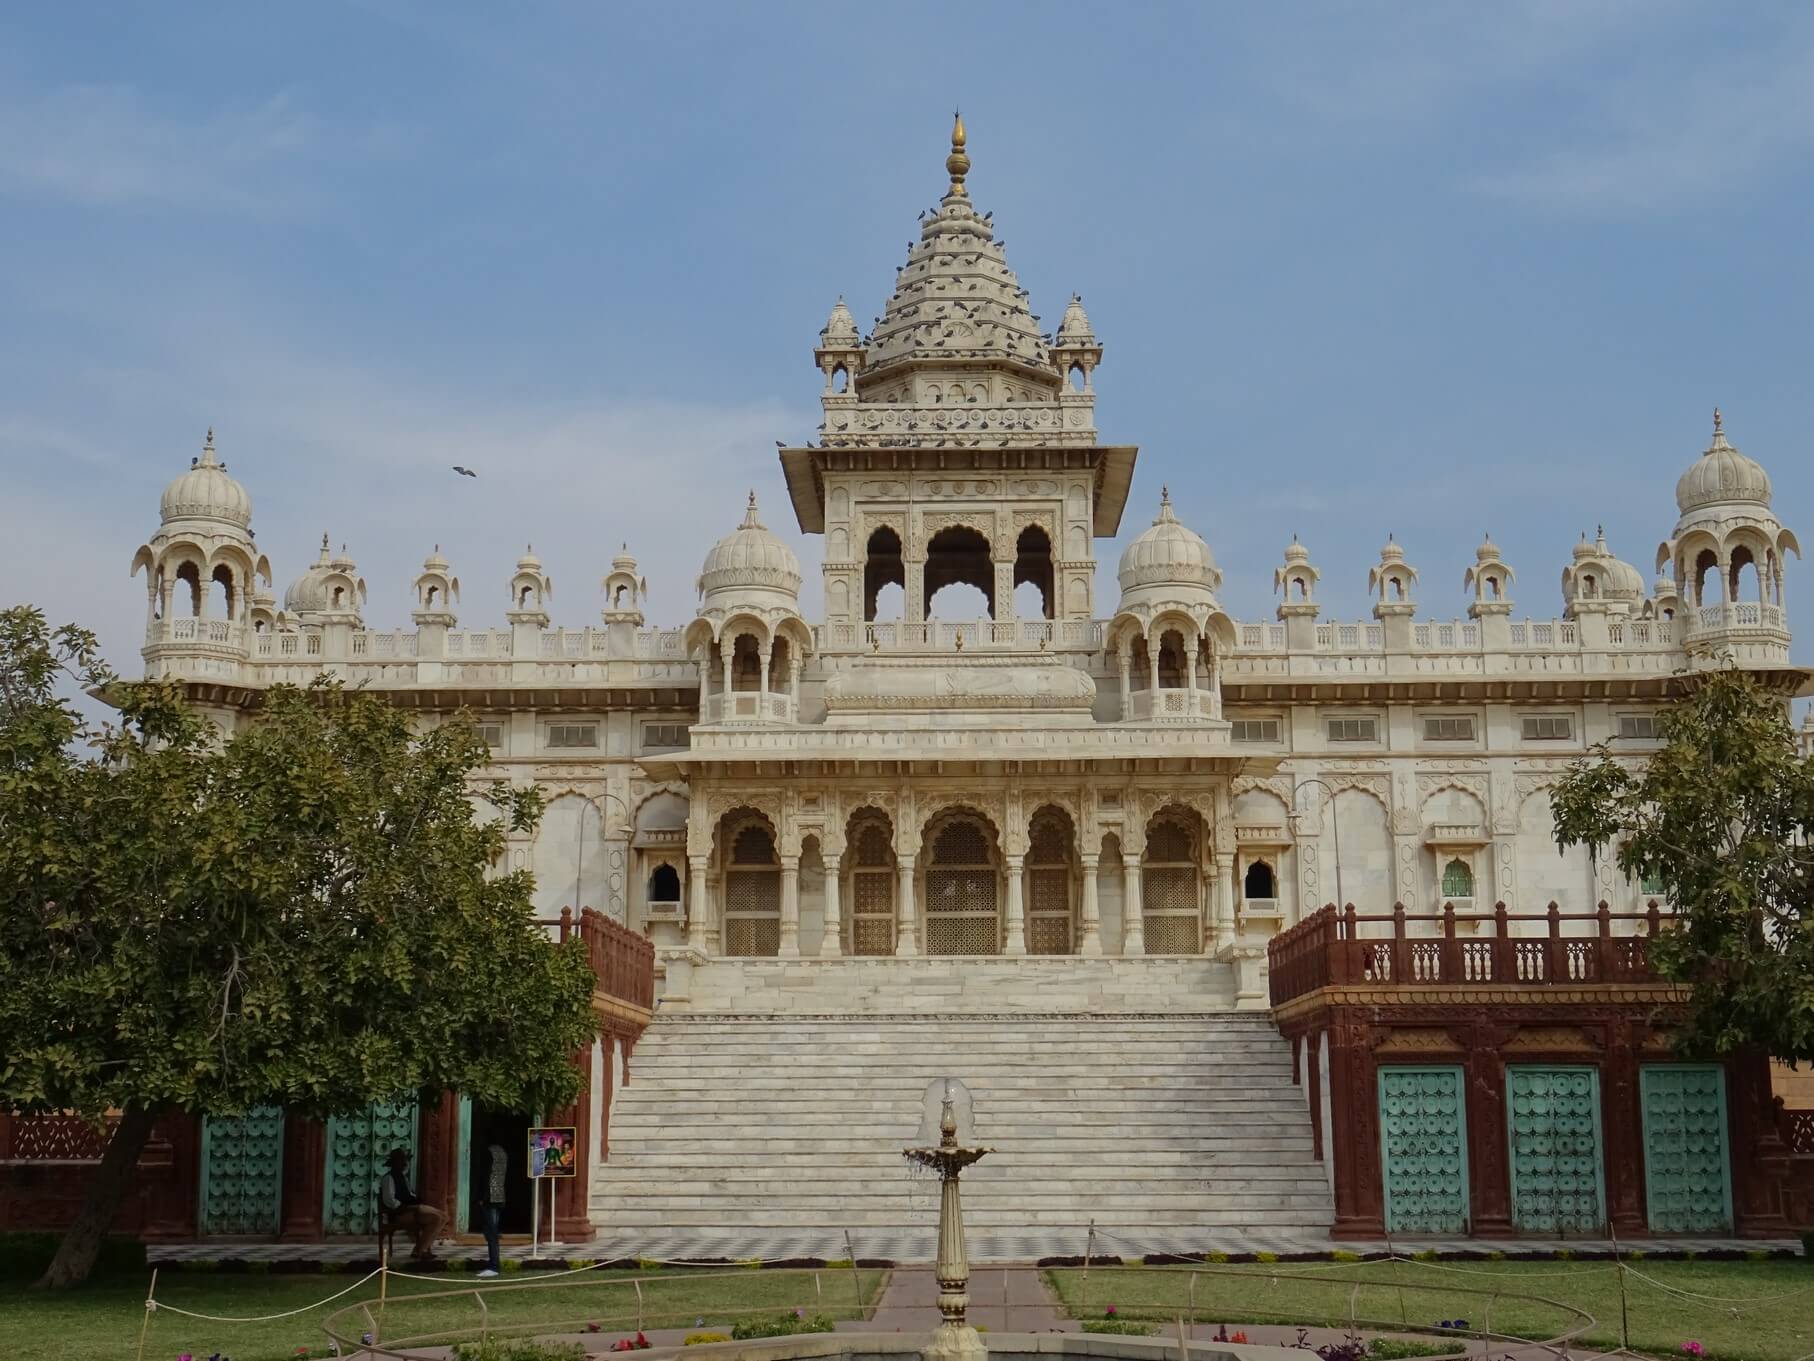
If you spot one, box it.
[323,1100,419,1235]
[1641,1065,1733,1233]
[1506,1066,1605,1234]
[1378,1065,1469,1234]
[198,1107,285,1235]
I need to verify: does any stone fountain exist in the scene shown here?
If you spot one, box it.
[904,1079,993,1361]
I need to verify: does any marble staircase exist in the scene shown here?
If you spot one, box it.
[589,1013,1333,1262]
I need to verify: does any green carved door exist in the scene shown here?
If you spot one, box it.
[1506,1066,1605,1234]
[1641,1065,1733,1234]
[1378,1065,1469,1234]
[323,1100,420,1235]
[198,1107,285,1235]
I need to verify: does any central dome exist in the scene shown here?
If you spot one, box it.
[1117,489,1220,593]
[698,492,802,600]
[1676,411,1771,514]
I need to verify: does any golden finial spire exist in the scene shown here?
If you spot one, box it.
[946,110,970,197]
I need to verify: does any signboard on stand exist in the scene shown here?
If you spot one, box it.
[526,1125,576,1255]
[528,1126,577,1179]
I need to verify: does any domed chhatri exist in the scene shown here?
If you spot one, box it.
[1676,407,1772,514]
[284,534,366,621]
[159,428,252,531]
[819,296,860,347]
[698,491,803,602]
[1117,487,1220,594]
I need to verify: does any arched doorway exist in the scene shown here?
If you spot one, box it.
[1026,807,1076,954]
[924,812,1000,955]
[721,815,780,957]
[847,815,896,956]
[1142,809,1203,954]
[924,525,995,618]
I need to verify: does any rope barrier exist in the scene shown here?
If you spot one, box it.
[144,1266,383,1322]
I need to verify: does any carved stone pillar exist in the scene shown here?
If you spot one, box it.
[758,643,772,714]
[1078,852,1102,957]
[777,854,800,958]
[1117,648,1132,720]
[1003,854,1027,956]
[1214,852,1236,949]
[686,854,710,953]
[718,643,733,712]
[820,853,844,958]
[993,557,1013,622]
[1121,855,1145,955]
[895,855,920,955]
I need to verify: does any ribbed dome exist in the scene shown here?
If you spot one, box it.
[284,536,335,614]
[611,543,638,572]
[1118,489,1220,592]
[1476,534,1501,561]
[819,297,859,346]
[699,493,802,598]
[160,431,251,530]
[1676,411,1771,514]
[1055,294,1094,343]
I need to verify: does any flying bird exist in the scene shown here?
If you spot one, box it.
[451,465,477,478]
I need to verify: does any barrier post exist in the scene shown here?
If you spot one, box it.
[1082,1219,1095,1313]
[135,1268,159,1361]
[845,1229,863,1319]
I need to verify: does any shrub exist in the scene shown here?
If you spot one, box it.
[730,1312,836,1340]
[1084,1320,1156,1336]
[1366,1342,1455,1359]
[1204,1250,1229,1264]
[1330,1250,1361,1263]
[1254,1251,1278,1264]
[444,1258,470,1274]
[501,1258,524,1274]
[453,1341,587,1361]
[636,1257,662,1271]
[683,1334,731,1346]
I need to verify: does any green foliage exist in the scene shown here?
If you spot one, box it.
[0,607,598,1284]
[1254,1250,1277,1264]
[1552,669,1814,1061]
[501,1257,525,1274]
[728,1312,836,1339]
[683,1333,731,1346]
[453,1340,586,1361]
[1331,1250,1361,1263]
[0,1233,143,1280]
[1082,1319,1157,1335]
[1365,1343,1454,1360]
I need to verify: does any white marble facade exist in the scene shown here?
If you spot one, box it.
[129,120,1803,1003]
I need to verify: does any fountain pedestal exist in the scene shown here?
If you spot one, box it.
[905,1090,992,1361]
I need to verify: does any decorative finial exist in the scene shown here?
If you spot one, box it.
[1161,484,1170,502]
[1713,406,1723,435]
[946,111,970,196]
[205,427,214,448]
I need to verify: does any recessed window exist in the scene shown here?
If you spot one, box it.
[1422,716,1476,742]
[1440,858,1476,898]
[474,723,504,750]
[1618,714,1660,740]
[546,723,598,749]
[1326,717,1378,743]
[1639,870,1666,896]
[1521,715,1574,741]
[1231,718,1281,743]
[642,723,690,752]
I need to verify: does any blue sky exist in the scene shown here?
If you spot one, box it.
[2,2,1810,677]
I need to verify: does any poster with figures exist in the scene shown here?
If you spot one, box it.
[527,1126,577,1178]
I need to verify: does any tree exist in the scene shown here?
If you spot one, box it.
[0,607,599,1287]
[1551,667,1814,1064]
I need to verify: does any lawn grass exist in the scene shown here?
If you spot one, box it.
[0,1264,887,1361]
[1047,1258,1814,1361]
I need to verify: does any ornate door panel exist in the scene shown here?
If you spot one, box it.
[1506,1066,1605,1234]
[1378,1066,1469,1234]
[926,818,1000,955]
[324,1100,420,1235]
[1027,864,1073,955]
[1640,1065,1732,1234]
[198,1107,284,1235]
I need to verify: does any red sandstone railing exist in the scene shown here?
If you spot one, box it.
[1268,900,1671,1007]
[0,1113,118,1162]
[542,906,656,1011]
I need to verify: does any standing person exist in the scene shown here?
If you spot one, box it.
[379,1146,445,1263]
[478,1141,507,1278]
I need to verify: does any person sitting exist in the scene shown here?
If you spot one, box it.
[379,1146,444,1262]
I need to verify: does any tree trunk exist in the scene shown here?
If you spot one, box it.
[34,1102,161,1289]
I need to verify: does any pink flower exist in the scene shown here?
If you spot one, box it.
[1104,1305,1117,1318]
[1681,1346,1705,1358]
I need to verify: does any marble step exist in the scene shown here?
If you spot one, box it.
[593,1013,1332,1248]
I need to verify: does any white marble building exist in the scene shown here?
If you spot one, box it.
[129,119,1803,1014]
